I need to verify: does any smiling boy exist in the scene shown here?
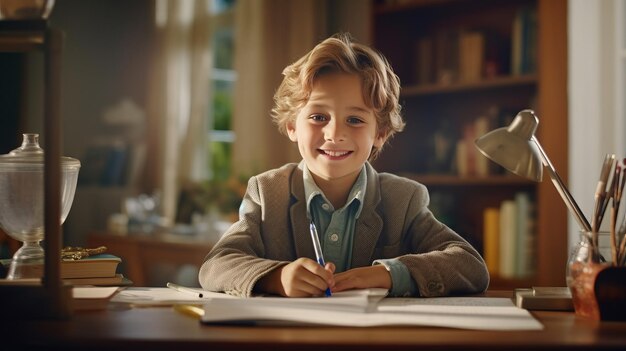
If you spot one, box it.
[199,34,489,298]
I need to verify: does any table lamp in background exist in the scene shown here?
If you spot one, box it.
[474,109,591,232]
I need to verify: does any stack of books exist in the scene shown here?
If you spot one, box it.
[0,253,129,286]
[0,253,129,311]
[62,253,130,286]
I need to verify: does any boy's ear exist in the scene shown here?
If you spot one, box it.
[373,129,388,148]
[286,120,298,142]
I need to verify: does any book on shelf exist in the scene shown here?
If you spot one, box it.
[414,36,434,84]
[515,192,535,278]
[458,31,485,83]
[455,114,493,177]
[434,28,459,85]
[499,199,517,278]
[473,115,491,176]
[511,6,537,75]
[484,192,535,280]
[61,254,121,279]
[483,207,500,275]
[455,124,476,177]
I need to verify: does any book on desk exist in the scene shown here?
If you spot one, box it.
[514,287,573,311]
[64,273,132,286]
[62,253,132,286]
[1,253,130,286]
[61,253,121,278]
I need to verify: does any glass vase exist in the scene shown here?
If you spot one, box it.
[566,231,626,320]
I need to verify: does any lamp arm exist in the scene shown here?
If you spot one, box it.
[532,136,592,232]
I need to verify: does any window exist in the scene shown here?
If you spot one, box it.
[208,0,236,182]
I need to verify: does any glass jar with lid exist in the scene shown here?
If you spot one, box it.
[0,133,80,279]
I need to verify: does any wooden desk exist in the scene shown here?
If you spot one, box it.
[6,295,626,351]
[87,232,212,286]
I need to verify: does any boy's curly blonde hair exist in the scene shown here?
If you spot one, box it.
[271,33,404,159]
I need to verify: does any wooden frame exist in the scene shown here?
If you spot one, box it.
[0,20,71,319]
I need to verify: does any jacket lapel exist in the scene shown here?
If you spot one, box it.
[352,163,383,268]
[289,162,316,260]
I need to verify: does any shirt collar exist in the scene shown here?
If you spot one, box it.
[303,165,367,218]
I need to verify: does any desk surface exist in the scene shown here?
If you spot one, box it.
[7,292,626,350]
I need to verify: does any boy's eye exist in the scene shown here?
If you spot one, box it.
[347,116,365,125]
[309,114,327,122]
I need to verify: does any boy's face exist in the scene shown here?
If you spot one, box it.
[287,72,387,185]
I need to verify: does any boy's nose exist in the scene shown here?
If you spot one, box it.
[324,120,346,142]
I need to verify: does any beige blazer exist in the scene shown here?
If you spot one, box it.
[199,162,489,297]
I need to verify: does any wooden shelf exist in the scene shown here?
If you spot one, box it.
[372,0,569,288]
[399,173,535,187]
[402,74,537,97]
[374,0,471,14]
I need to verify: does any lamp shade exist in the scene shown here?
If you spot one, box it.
[475,109,543,182]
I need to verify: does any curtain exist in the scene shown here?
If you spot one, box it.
[146,0,212,222]
[231,0,330,177]
[145,0,333,223]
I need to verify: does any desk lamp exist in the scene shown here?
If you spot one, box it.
[474,109,591,232]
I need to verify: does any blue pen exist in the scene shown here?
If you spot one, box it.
[309,220,332,297]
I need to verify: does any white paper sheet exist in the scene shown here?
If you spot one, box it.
[72,286,120,299]
[201,295,543,331]
[111,287,234,305]
[111,287,387,310]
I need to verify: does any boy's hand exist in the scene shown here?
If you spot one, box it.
[256,258,335,297]
[332,265,392,292]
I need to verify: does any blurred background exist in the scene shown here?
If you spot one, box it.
[0,0,624,288]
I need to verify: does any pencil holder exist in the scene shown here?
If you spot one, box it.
[567,231,626,321]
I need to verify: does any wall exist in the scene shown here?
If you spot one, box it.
[20,0,155,245]
[328,0,371,44]
[27,0,153,156]
[569,0,625,249]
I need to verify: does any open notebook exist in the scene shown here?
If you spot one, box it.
[199,289,543,330]
[111,286,543,330]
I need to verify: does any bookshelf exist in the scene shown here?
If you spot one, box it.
[371,0,568,288]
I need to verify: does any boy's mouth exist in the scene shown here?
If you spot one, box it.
[319,149,352,159]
